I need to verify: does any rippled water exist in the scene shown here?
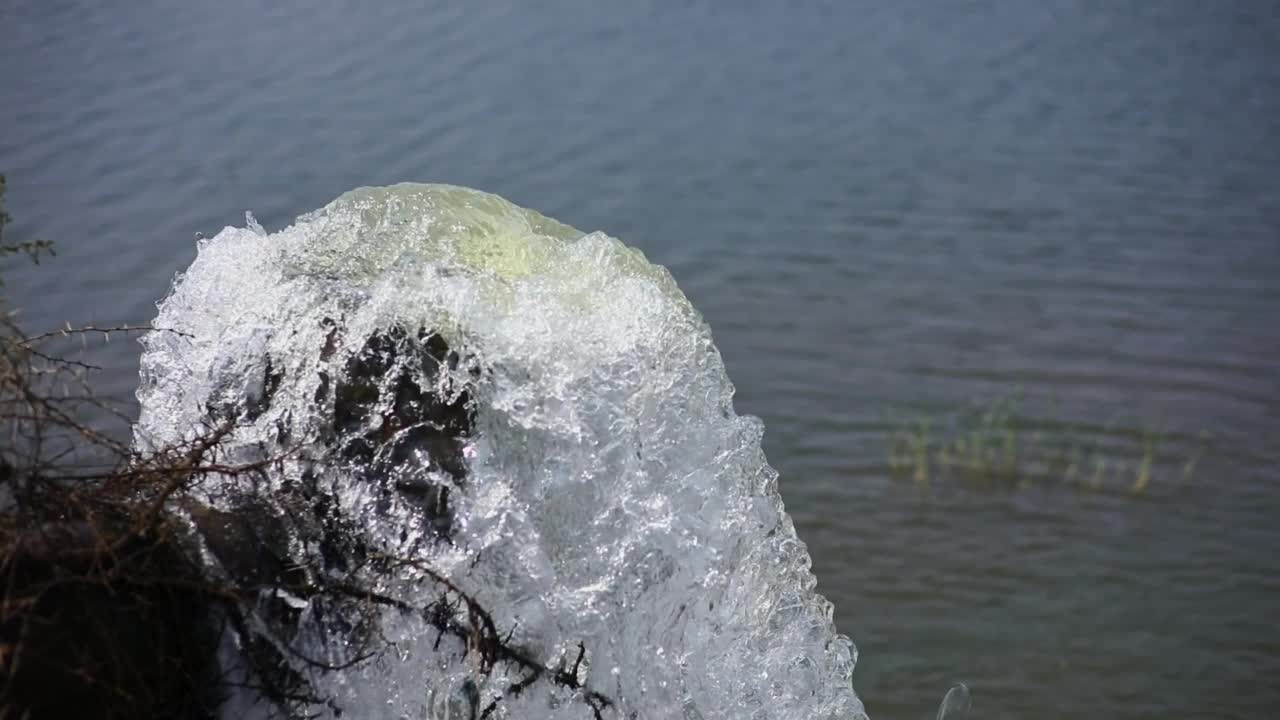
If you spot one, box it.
[3,1,1278,717]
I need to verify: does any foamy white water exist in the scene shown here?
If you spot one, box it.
[135,184,866,719]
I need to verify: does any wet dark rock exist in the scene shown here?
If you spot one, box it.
[182,497,307,592]
[325,324,474,540]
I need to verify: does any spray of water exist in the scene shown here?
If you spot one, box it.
[136,184,867,719]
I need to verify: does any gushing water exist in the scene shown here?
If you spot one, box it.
[136,184,866,719]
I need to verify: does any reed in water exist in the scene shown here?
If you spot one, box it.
[886,391,1212,495]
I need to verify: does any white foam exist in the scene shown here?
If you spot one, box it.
[136,184,866,720]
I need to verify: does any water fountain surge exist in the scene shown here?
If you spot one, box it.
[136,184,868,720]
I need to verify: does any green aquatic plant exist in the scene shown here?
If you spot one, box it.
[884,393,1212,495]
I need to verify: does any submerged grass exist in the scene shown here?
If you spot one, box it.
[886,391,1212,495]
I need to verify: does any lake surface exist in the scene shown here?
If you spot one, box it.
[3,1,1278,717]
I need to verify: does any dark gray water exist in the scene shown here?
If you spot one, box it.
[3,1,1278,717]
